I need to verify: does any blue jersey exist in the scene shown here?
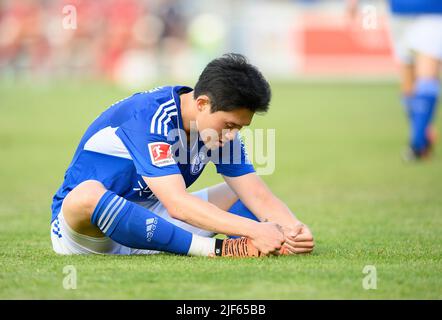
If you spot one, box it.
[389,0,442,15]
[51,85,255,223]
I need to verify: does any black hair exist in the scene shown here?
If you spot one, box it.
[193,53,271,113]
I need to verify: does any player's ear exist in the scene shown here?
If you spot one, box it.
[195,95,211,112]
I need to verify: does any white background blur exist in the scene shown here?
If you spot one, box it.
[0,0,396,89]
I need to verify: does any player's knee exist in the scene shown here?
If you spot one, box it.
[207,182,238,211]
[415,54,441,79]
[64,180,107,219]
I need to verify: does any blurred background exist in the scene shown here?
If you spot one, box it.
[0,0,395,88]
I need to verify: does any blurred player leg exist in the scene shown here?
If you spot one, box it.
[405,14,442,159]
[388,14,418,158]
[415,53,440,143]
[399,63,415,119]
[407,53,440,158]
[389,14,442,160]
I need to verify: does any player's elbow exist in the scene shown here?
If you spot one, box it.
[162,196,189,221]
[167,206,186,221]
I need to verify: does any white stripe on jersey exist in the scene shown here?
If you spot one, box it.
[156,105,177,135]
[84,126,132,159]
[150,98,176,135]
[163,112,178,136]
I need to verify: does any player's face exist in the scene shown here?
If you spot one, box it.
[195,97,254,149]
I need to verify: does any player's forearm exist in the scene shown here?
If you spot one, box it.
[166,193,258,237]
[225,174,300,228]
[248,193,300,228]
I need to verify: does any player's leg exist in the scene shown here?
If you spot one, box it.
[61,180,215,256]
[386,14,419,158]
[137,183,258,239]
[400,63,415,96]
[207,182,259,222]
[207,181,237,211]
[60,180,261,257]
[206,181,260,240]
[405,16,442,158]
[134,185,262,257]
[411,53,440,153]
[138,188,218,238]
[404,53,441,158]
[399,63,415,119]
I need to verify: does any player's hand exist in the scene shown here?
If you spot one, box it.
[280,223,314,255]
[250,222,285,255]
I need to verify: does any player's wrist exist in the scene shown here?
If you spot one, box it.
[242,220,261,239]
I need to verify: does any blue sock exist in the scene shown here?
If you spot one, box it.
[227,200,259,239]
[409,78,439,152]
[91,191,193,255]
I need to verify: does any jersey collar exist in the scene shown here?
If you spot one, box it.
[171,85,194,150]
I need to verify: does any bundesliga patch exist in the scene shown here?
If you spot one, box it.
[148,142,176,167]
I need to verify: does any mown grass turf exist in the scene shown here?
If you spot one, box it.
[0,79,441,299]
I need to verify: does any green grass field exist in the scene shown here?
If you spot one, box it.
[0,79,441,299]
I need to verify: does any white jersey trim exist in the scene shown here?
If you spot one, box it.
[84,126,132,160]
[150,98,177,136]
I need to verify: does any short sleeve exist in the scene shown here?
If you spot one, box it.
[213,133,255,177]
[115,112,181,177]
